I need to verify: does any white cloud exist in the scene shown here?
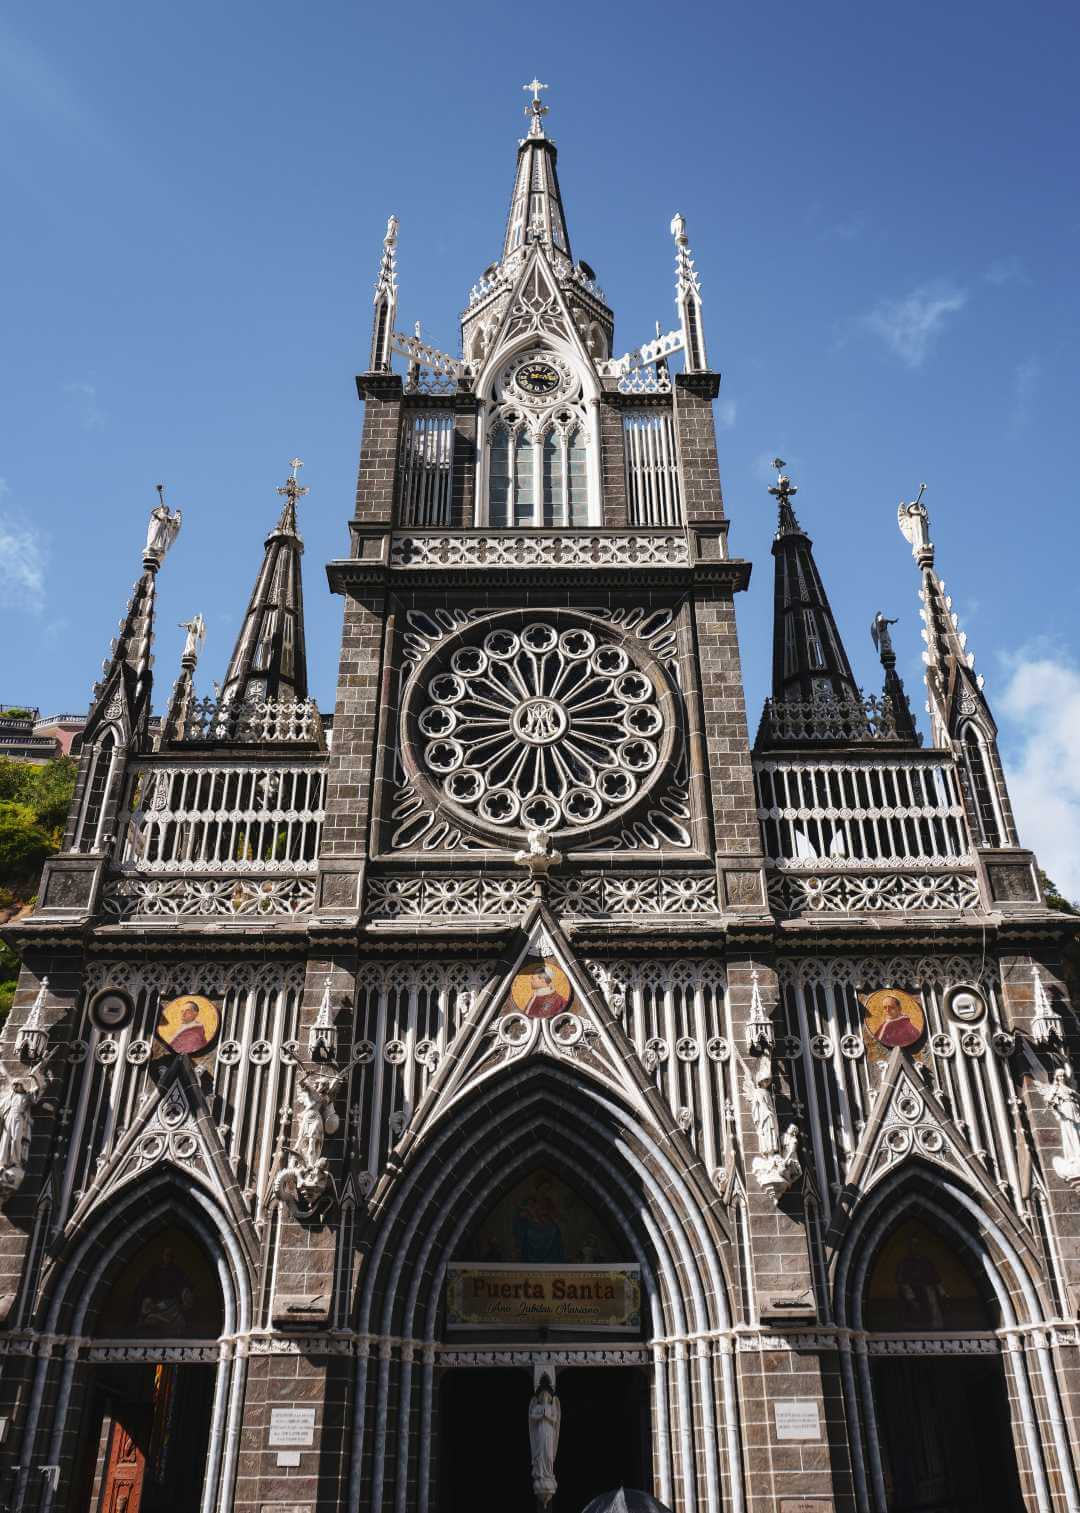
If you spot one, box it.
[861,281,968,368]
[64,380,105,431]
[0,494,47,613]
[716,398,737,430]
[1009,356,1040,434]
[998,650,1080,904]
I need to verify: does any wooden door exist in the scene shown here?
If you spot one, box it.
[98,1416,147,1513]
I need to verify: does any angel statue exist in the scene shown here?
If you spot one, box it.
[293,1063,347,1174]
[0,1065,48,1202]
[871,611,899,660]
[146,486,182,564]
[897,482,930,560]
[1039,1067,1080,1187]
[178,614,206,663]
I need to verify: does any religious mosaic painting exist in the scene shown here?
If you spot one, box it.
[505,959,574,1022]
[861,987,925,1060]
[96,1226,224,1339]
[864,1218,990,1332]
[460,1169,620,1265]
[153,993,221,1059]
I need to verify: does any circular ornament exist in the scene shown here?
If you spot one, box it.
[88,987,135,1034]
[125,1040,150,1065]
[249,1039,273,1065]
[675,1036,700,1063]
[550,1013,583,1047]
[95,1038,119,1066]
[706,1036,731,1063]
[810,1035,833,1060]
[404,610,674,845]
[383,1039,407,1065]
[352,1039,376,1065]
[944,984,987,1025]
[643,1037,669,1070]
[930,1033,956,1059]
[960,1030,986,1058]
[840,1034,864,1060]
[498,1012,531,1047]
[217,1039,242,1066]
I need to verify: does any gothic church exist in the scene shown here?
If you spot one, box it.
[2,85,1079,1513]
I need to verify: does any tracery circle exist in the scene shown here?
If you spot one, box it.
[406,611,675,842]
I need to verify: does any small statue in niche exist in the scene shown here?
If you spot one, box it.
[1038,1066,1080,1188]
[0,1064,49,1203]
[528,1373,561,1510]
[273,1059,347,1213]
[743,1060,779,1156]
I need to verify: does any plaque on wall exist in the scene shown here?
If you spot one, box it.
[779,1502,834,1512]
[774,1398,822,1441]
[268,1407,317,1448]
[446,1264,641,1333]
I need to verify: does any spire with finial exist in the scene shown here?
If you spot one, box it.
[671,212,707,372]
[501,80,572,262]
[523,77,549,138]
[870,611,920,743]
[762,459,861,722]
[369,214,399,371]
[897,482,1017,843]
[163,613,207,744]
[81,484,182,752]
[219,460,310,707]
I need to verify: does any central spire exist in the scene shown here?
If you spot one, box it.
[502,79,572,263]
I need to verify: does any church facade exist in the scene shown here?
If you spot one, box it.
[2,86,1079,1513]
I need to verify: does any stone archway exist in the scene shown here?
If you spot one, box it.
[350,1062,740,1513]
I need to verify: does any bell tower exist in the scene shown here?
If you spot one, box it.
[319,83,766,926]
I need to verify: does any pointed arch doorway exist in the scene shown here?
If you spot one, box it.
[71,1224,223,1512]
[437,1167,653,1512]
[862,1218,1024,1512]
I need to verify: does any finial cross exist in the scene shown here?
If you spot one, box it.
[523,78,549,136]
[278,457,310,506]
[768,457,798,505]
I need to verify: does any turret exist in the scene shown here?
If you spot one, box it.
[220,460,310,707]
[898,485,1018,846]
[65,489,181,852]
[162,613,206,745]
[765,462,860,706]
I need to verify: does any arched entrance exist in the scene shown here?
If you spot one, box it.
[15,1175,252,1513]
[834,1169,1075,1513]
[74,1225,222,1511]
[438,1167,652,1511]
[863,1217,1022,1512]
[350,1063,740,1513]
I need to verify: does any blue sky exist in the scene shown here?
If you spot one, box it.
[3,1,1078,890]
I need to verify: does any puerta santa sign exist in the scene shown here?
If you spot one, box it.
[446,1264,641,1332]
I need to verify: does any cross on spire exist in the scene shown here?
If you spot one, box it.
[523,77,549,137]
[768,458,803,536]
[278,457,310,509]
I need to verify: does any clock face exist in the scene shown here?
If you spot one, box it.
[514,360,561,397]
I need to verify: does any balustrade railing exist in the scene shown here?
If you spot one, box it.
[758,691,912,747]
[755,755,971,867]
[118,761,325,874]
[181,696,324,746]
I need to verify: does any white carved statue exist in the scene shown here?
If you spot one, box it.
[293,1066,344,1172]
[145,500,182,562]
[1039,1067,1080,1186]
[871,611,898,659]
[743,1062,779,1156]
[528,1374,561,1509]
[178,614,206,662]
[513,828,563,877]
[751,1122,803,1205]
[0,1067,46,1201]
[897,483,930,559]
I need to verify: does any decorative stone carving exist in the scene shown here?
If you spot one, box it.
[0,1066,47,1203]
[1038,1068,1080,1189]
[102,877,316,919]
[273,1062,346,1214]
[752,1124,802,1204]
[390,532,689,570]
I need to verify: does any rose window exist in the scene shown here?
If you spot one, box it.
[403,613,674,843]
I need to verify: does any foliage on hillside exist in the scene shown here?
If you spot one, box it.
[0,756,77,1021]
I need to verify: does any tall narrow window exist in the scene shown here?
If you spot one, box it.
[963,725,1001,846]
[541,432,561,527]
[513,432,534,526]
[566,430,588,525]
[489,426,511,527]
[77,731,116,853]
